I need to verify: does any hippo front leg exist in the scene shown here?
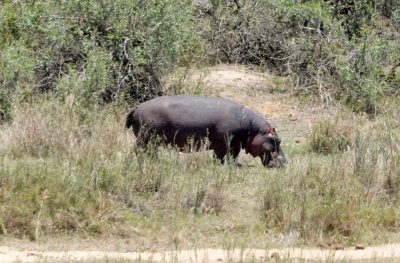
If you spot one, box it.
[213,146,241,167]
[213,147,227,164]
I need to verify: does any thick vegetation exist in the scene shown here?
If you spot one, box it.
[0,0,197,121]
[1,0,399,120]
[1,0,400,247]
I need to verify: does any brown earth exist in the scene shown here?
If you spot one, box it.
[2,243,400,262]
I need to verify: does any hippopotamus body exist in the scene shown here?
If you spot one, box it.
[126,95,286,167]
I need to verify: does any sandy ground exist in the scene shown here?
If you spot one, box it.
[0,65,393,262]
[2,244,400,262]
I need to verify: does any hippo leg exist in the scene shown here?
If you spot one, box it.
[213,147,227,164]
[228,146,241,167]
[135,131,160,161]
[213,145,241,166]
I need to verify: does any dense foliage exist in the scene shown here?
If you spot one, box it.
[199,0,400,112]
[1,0,399,121]
[0,0,196,121]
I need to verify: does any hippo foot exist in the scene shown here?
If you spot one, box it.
[234,162,242,168]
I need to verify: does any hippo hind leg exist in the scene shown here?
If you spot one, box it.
[228,146,241,167]
[135,129,161,160]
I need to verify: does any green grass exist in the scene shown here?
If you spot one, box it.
[1,98,400,249]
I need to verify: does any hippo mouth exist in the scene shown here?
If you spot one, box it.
[261,152,286,168]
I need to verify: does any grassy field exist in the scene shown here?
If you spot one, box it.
[1,66,400,254]
[1,1,400,261]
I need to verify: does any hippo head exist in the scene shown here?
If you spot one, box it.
[246,127,286,168]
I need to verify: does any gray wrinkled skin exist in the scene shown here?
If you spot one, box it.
[126,95,286,168]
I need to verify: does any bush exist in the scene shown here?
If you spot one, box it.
[55,48,112,111]
[195,0,399,113]
[330,0,375,39]
[1,0,399,115]
[0,0,198,115]
[0,43,35,122]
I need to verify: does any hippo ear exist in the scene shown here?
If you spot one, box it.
[268,127,277,136]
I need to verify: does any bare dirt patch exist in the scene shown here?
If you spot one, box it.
[2,244,400,262]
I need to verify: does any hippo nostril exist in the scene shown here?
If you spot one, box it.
[277,155,287,164]
[271,155,286,168]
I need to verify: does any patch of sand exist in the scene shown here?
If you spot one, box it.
[1,244,400,262]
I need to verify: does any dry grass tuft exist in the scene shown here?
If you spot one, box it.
[308,117,354,154]
[4,107,69,157]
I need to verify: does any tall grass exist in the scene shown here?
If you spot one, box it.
[262,112,400,243]
[308,117,355,155]
[0,98,233,241]
[0,98,400,247]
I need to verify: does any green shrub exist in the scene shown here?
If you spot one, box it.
[0,43,35,122]
[194,0,399,113]
[330,0,375,39]
[0,0,199,112]
[55,48,112,111]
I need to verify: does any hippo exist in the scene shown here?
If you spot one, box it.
[126,95,286,167]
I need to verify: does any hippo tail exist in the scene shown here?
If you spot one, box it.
[126,108,136,129]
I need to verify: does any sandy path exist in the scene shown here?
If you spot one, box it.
[1,244,400,262]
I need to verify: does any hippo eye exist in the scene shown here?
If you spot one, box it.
[267,136,280,145]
